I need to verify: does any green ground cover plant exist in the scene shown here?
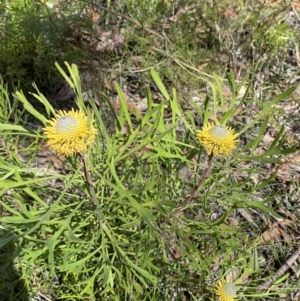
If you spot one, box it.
[1,62,299,300]
[0,0,88,89]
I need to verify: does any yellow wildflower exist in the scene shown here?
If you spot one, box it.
[215,279,237,301]
[196,122,238,156]
[43,109,97,156]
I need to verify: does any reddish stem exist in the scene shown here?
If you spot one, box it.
[175,154,214,214]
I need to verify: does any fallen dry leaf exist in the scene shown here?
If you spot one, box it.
[260,220,294,243]
[276,154,300,182]
[37,143,65,169]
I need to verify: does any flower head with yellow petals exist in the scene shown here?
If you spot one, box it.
[215,279,237,301]
[196,122,238,156]
[43,109,97,156]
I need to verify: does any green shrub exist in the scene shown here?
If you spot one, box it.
[0,0,87,90]
[0,62,297,300]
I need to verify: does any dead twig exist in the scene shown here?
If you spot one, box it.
[260,246,300,289]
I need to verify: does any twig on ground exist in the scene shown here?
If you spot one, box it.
[37,292,53,301]
[260,246,300,289]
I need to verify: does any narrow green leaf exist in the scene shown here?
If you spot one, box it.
[15,91,48,125]
[203,95,210,124]
[209,209,233,226]
[239,87,296,135]
[151,69,170,100]
[208,82,218,120]
[213,73,225,111]
[252,248,259,271]
[250,117,269,155]
[114,82,133,133]
[0,124,28,132]
[274,273,290,285]
[31,83,56,116]
[55,61,75,89]
[237,201,282,218]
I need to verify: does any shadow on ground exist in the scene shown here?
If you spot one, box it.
[0,234,29,301]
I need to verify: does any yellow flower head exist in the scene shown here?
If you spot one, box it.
[43,109,97,156]
[196,122,238,156]
[215,279,237,301]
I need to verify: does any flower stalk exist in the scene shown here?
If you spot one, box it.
[80,154,103,222]
[175,153,214,214]
[175,121,238,213]
[43,109,102,221]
